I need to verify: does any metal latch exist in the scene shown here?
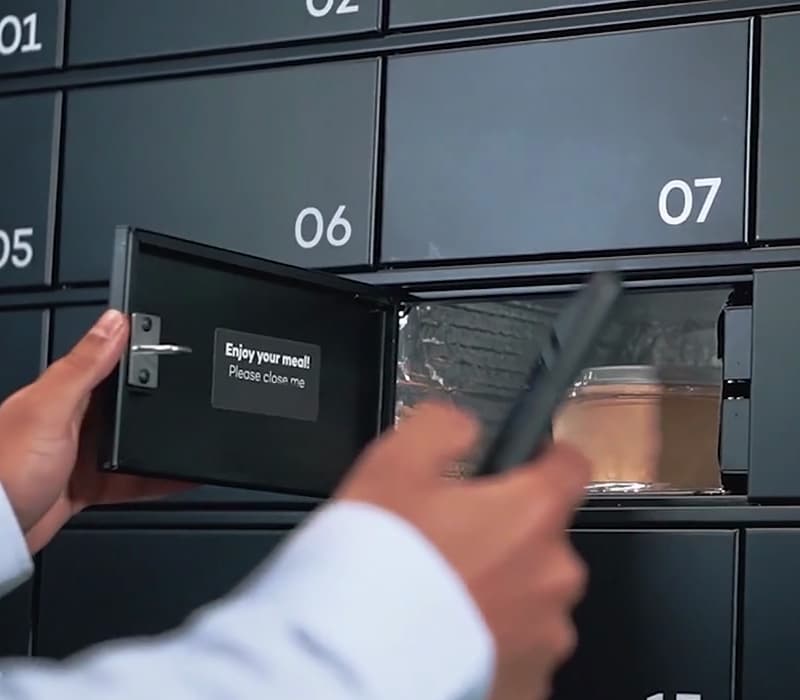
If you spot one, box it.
[128,313,192,389]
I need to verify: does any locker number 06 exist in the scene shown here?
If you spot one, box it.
[0,228,34,270]
[295,206,352,249]
[306,0,359,17]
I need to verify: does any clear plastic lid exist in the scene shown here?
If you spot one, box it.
[574,364,721,388]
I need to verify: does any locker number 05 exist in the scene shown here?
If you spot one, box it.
[0,228,34,270]
[306,0,359,17]
[658,177,722,226]
[295,206,352,249]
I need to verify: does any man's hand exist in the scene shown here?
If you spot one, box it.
[0,309,189,554]
[337,402,591,700]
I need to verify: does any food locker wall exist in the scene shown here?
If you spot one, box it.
[2,3,800,698]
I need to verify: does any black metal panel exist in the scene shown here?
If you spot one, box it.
[749,268,800,500]
[0,580,32,656]
[0,0,792,97]
[554,529,737,700]
[720,399,750,473]
[59,58,380,283]
[0,287,108,310]
[50,304,104,361]
[721,306,752,381]
[347,246,800,290]
[68,0,380,66]
[0,93,60,289]
[51,302,320,507]
[105,229,391,496]
[383,20,749,264]
[36,528,293,658]
[390,0,663,27]
[0,308,47,402]
[756,12,800,242]
[0,0,63,75]
[64,501,800,529]
[741,529,800,698]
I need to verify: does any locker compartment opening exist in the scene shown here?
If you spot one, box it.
[106,227,754,500]
[394,283,746,496]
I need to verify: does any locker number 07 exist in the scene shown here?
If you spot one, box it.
[658,177,722,226]
[306,0,359,17]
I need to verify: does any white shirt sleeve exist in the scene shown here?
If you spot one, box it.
[0,487,33,599]
[0,498,495,700]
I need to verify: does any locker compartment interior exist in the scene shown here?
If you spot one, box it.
[396,282,748,496]
[108,228,754,501]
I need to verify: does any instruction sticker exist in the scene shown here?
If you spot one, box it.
[211,328,321,422]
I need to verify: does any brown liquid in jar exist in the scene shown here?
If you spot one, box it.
[553,373,721,491]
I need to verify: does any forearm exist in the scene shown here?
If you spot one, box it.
[0,488,33,598]
[0,502,495,700]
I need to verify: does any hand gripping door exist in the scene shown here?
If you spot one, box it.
[101,226,401,497]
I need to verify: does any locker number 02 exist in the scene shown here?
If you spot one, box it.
[658,177,722,226]
[0,228,34,270]
[0,13,42,56]
[306,0,359,17]
[295,206,352,249]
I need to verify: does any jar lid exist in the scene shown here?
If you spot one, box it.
[575,364,721,387]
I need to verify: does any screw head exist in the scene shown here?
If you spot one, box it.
[138,368,151,384]
[141,317,152,332]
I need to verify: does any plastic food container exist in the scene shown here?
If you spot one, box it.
[552,365,723,494]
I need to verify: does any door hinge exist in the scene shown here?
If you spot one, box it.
[128,313,192,389]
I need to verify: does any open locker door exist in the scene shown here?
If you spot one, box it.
[101,226,402,497]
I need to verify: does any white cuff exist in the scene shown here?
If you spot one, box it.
[0,484,33,598]
[254,501,496,700]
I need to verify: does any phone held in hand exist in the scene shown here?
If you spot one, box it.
[474,271,623,477]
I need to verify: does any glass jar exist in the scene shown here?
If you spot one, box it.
[552,365,723,494]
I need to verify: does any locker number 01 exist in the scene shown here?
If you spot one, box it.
[658,177,722,226]
[0,228,34,270]
[0,13,42,56]
[295,206,352,249]
[306,0,359,17]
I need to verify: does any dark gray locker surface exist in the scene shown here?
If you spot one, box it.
[554,530,737,700]
[50,304,318,506]
[36,528,293,658]
[390,0,655,27]
[383,21,749,263]
[0,580,32,657]
[59,59,380,284]
[0,1,63,75]
[741,529,800,698]
[756,12,800,242]
[0,93,60,289]
[50,305,104,361]
[68,0,380,66]
[749,268,800,499]
[0,309,47,402]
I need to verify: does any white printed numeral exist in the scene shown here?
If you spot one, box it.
[0,13,42,57]
[0,228,34,270]
[295,205,352,249]
[306,0,359,18]
[658,177,722,226]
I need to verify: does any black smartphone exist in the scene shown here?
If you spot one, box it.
[474,271,622,476]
